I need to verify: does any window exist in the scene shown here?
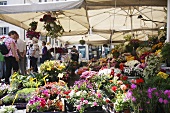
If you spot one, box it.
[0,27,9,35]
[78,46,86,58]
[39,0,42,2]
[0,1,7,5]
[44,0,47,2]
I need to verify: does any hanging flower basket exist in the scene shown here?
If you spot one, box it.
[29,21,38,31]
[26,28,40,39]
[79,39,86,45]
[40,14,64,38]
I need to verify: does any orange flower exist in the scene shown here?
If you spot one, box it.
[120,84,127,91]
[117,80,123,85]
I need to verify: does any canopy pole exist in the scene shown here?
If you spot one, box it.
[167,0,170,42]
[110,30,113,51]
[130,15,134,38]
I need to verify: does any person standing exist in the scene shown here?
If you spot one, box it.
[41,41,48,63]
[4,30,19,84]
[29,37,39,72]
[16,34,26,75]
[0,36,5,82]
[71,45,79,62]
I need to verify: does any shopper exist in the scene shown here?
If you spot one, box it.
[4,30,19,84]
[41,41,48,63]
[0,36,5,82]
[71,45,79,62]
[29,37,39,72]
[16,34,26,75]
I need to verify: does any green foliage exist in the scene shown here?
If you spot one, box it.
[79,39,86,45]
[143,54,161,79]
[123,35,132,41]
[161,42,170,60]
[29,21,38,27]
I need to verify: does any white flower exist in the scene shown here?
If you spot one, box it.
[76,91,81,96]
[69,90,75,97]
[98,69,111,75]
[124,60,140,68]
[82,90,87,94]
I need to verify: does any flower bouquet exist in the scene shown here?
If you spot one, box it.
[27,82,67,112]
[40,60,66,82]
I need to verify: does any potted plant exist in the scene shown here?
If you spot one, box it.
[29,21,38,31]
[161,42,170,66]
[79,38,86,45]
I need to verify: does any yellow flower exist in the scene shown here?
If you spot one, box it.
[47,67,51,71]
[157,72,169,79]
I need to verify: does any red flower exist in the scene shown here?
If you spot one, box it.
[136,78,144,84]
[106,99,110,103]
[111,86,117,92]
[40,98,46,108]
[125,84,130,88]
[110,69,114,76]
[64,90,71,95]
[119,63,124,71]
[122,76,128,81]
[116,73,121,77]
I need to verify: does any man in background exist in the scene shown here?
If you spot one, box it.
[71,45,79,62]
[16,34,26,75]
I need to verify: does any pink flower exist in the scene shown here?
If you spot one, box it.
[130,79,136,83]
[83,100,88,104]
[93,102,98,106]
[77,105,81,110]
[97,93,102,98]
[81,98,84,101]
[163,99,168,104]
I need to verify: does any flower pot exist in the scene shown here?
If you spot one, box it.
[124,109,130,113]
[31,26,37,31]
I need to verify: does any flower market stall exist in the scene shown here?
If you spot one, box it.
[0,31,170,113]
[0,0,170,113]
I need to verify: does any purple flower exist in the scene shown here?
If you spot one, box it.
[159,98,163,103]
[154,92,159,97]
[126,90,132,99]
[132,97,136,102]
[37,105,40,110]
[163,99,168,104]
[131,84,137,89]
[147,94,152,99]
